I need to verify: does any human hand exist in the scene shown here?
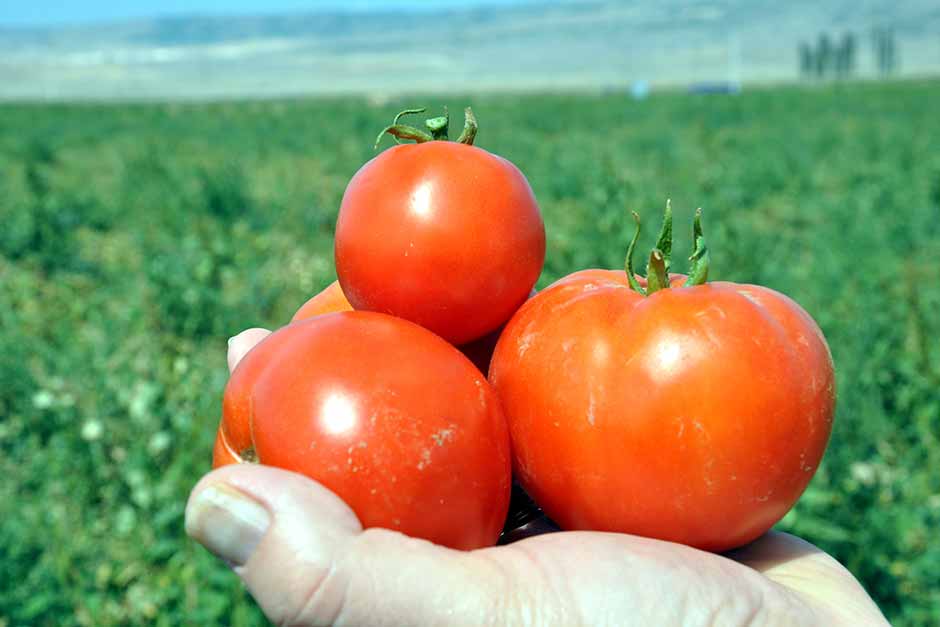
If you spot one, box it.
[186,328,888,626]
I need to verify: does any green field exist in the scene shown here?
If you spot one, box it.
[2,80,939,625]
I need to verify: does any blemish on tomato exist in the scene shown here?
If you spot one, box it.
[431,426,456,446]
[417,448,432,470]
[239,446,258,463]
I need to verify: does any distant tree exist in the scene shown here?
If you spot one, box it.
[872,28,899,77]
[873,28,887,76]
[846,33,858,76]
[836,32,857,79]
[884,29,898,75]
[799,42,814,78]
[816,33,833,78]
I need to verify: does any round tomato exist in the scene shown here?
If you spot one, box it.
[216,311,512,550]
[489,209,835,551]
[290,280,351,321]
[290,281,537,376]
[334,107,545,345]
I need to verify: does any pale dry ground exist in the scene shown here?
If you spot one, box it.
[2,0,939,100]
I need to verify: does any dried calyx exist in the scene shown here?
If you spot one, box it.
[374,106,478,149]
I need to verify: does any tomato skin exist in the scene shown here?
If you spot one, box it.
[290,280,352,321]
[212,426,239,466]
[216,311,512,550]
[290,282,537,376]
[334,141,545,345]
[489,269,835,552]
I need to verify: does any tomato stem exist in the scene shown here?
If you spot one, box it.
[456,107,478,145]
[687,208,710,286]
[374,106,479,149]
[625,203,710,294]
[646,249,669,293]
[625,211,647,295]
[373,107,433,149]
[425,107,450,140]
[654,198,673,273]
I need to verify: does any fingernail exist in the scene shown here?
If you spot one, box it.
[186,484,271,566]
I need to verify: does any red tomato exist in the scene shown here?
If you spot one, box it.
[216,311,512,550]
[212,425,239,466]
[489,214,835,552]
[290,280,352,321]
[334,109,545,345]
[290,281,537,376]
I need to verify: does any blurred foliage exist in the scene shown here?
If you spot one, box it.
[1,80,939,625]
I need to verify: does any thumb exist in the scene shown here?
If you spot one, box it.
[185,464,513,626]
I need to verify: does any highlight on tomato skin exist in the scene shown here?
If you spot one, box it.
[217,310,513,551]
[488,207,836,552]
[212,425,240,467]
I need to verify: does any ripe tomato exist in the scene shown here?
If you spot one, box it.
[290,281,537,376]
[290,280,351,321]
[334,108,545,345]
[215,311,512,550]
[489,209,835,551]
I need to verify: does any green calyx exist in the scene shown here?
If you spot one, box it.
[374,106,479,149]
[624,200,711,296]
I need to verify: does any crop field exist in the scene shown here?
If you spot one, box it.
[1,79,939,625]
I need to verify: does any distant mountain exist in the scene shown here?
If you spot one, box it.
[2,0,938,100]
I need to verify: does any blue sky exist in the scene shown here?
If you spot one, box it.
[1,0,547,27]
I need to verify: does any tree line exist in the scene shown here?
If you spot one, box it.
[799,28,898,79]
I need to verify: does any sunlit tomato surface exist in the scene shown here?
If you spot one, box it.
[334,140,545,345]
[216,311,512,550]
[489,269,835,552]
[290,281,537,376]
[290,280,352,321]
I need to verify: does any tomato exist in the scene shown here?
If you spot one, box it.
[488,209,835,551]
[334,107,545,345]
[212,425,239,466]
[215,311,512,550]
[290,280,351,321]
[290,281,537,376]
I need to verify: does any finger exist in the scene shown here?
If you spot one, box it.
[227,328,271,373]
[728,532,888,625]
[185,464,512,626]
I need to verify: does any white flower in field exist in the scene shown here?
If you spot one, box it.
[129,382,158,421]
[850,461,877,486]
[173,357,189,374]
[81,419,104,441]
[148,431,172,455]
[33,389,55,409]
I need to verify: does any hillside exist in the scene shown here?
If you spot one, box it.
[1,1,939,100]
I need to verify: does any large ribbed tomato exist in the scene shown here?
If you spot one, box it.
[214,311,512,550]
[334,108,545,345]
[489,209,835,552]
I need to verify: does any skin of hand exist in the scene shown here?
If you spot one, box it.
[186,328,889,627]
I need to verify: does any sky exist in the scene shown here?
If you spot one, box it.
[0,0,548,27]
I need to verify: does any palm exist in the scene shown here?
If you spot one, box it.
[473,528,861,625]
